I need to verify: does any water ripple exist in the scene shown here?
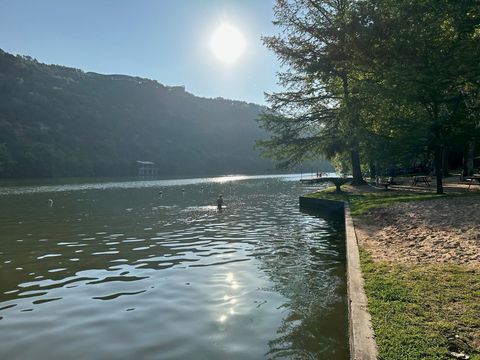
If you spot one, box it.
[93,290,147,301]
[0,175,348,359]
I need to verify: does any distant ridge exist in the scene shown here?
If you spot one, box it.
[0,49,280,178]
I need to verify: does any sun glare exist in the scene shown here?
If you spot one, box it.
[210,24,246,64]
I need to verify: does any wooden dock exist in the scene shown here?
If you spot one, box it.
[300,177,347,184]
[300,177,352,192]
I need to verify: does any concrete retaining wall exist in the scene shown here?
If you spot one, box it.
[345,205,378,360]
[299,197,378,360]
[299,196,345,212]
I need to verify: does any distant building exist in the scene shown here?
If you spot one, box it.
[167,85,185,94]
[136,160,157,176]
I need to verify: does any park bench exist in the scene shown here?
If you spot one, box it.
[376,177,394,190]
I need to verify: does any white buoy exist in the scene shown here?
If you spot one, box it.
[47,199,53,207]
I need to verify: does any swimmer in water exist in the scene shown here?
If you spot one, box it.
[217,194,223,211]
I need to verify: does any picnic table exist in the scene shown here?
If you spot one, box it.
[464,175,480,189]
[411,175,431,186]
[376,176,395,190]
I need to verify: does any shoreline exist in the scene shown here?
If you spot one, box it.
[302,181,480,359]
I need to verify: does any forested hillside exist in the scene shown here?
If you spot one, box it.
[0,49,325,178]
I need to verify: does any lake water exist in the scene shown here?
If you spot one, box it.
[0,174,348,359]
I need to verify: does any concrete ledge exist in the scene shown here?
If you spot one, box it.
[299,196,378,359]
[299,196,345,212]
[345,204,378,359]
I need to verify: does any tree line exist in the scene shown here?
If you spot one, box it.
[257,0,480,194]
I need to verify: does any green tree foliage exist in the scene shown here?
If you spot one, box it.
[0,143,15,176]
[362,0,480,193]
[260,0,480,194]
[258,0,366,184]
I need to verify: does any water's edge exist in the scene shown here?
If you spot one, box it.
[299,196,378,360]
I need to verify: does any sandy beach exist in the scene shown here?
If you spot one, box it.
[354,196,480,266]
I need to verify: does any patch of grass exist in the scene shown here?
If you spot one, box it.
[360,249,480,360]
[348,192,445,216]
[304,187,446,216]
[303,186,348,202]
[349,191,480,216]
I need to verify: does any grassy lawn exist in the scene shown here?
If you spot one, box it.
[360,250,480,360]
[305,186,446,215]
[347,192,445,216]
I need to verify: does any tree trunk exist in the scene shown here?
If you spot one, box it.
[434,145,444,194]
[340,73,364,185]
[462,142,475,177]
[431,102,443,194]
[369,162,376,180]
[442,146,449,177]
[462,145,468,179]
[467,142,475,175]
[350,147,364,185]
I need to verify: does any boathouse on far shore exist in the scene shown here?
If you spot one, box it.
[136,160,157,176]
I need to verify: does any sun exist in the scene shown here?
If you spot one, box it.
[209,23,246,65]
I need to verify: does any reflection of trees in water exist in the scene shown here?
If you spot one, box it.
[256,211,349,359]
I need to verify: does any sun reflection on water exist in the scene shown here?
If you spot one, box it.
[216,271,242,324]
[208,175,249,184]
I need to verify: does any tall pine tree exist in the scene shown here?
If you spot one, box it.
[258,0,366,184]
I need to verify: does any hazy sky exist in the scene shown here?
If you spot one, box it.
[0,0,282,105]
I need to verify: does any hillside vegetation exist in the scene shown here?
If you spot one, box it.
[0,49,332,178]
